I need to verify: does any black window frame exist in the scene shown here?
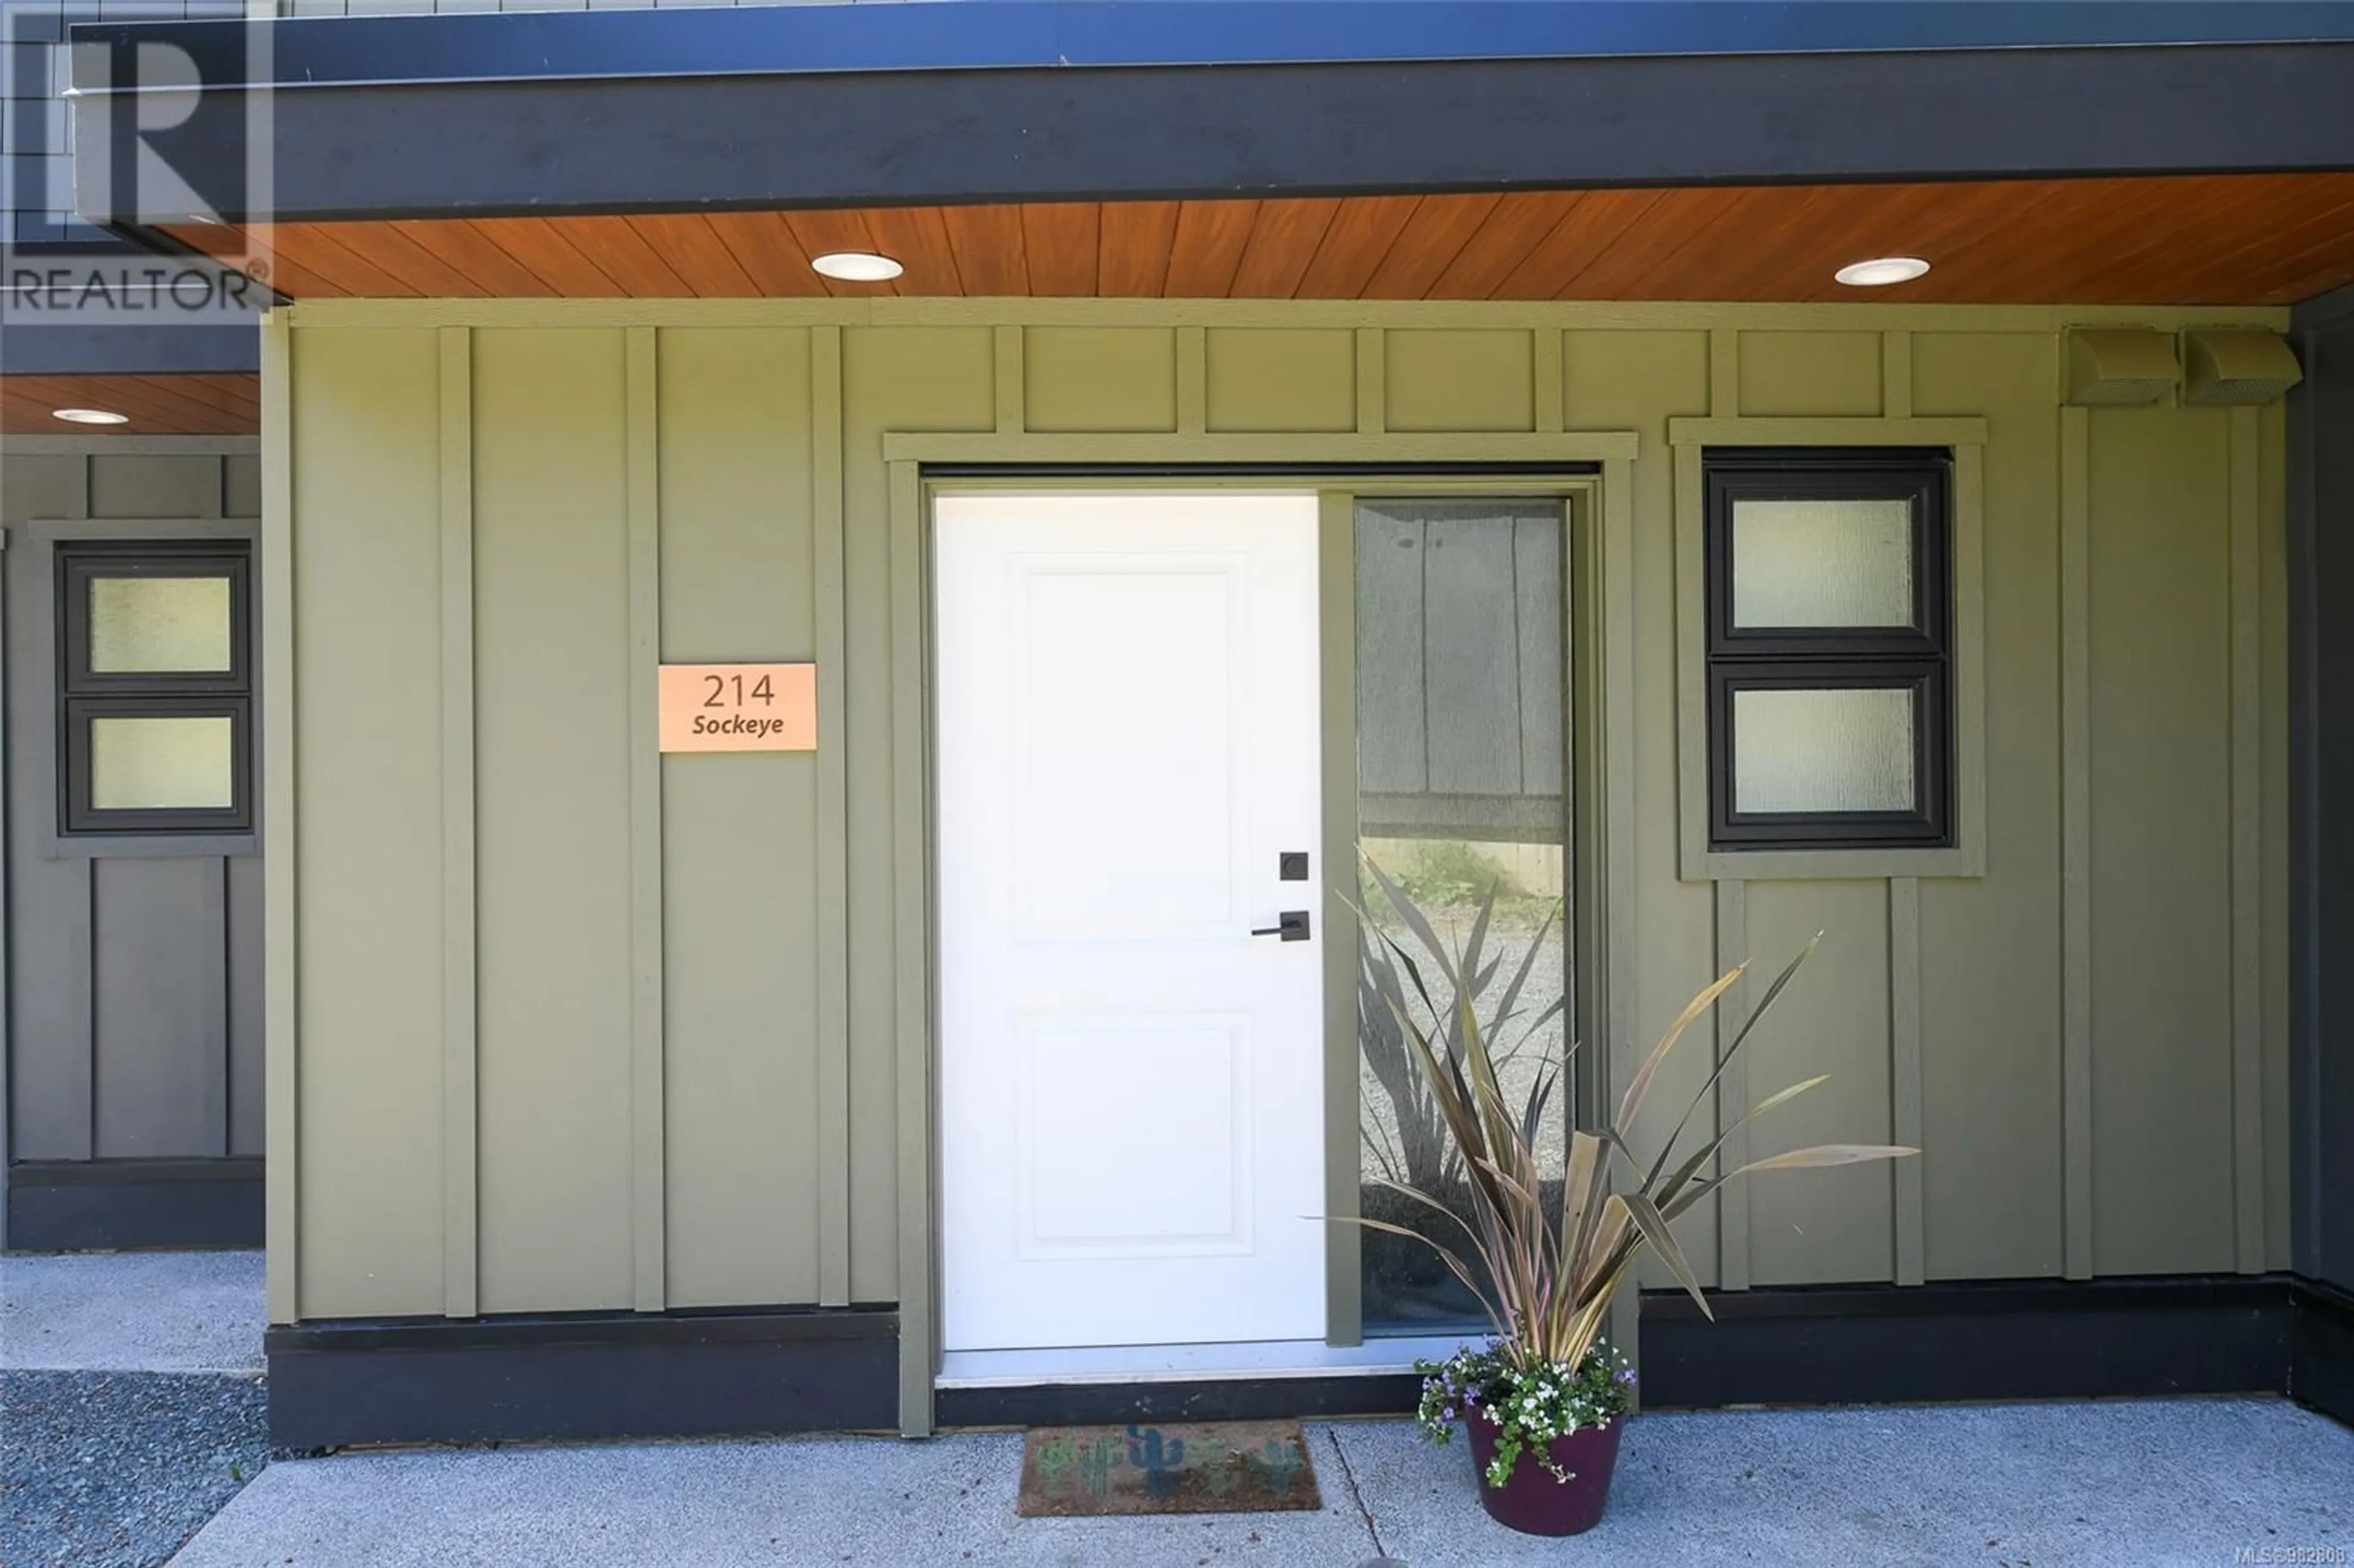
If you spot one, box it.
[55,539,255,837]
[1704,446,1954,852]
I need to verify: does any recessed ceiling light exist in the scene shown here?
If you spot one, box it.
[810,251,904,283]
[51,408,129,425]
[1834,256,1932,287]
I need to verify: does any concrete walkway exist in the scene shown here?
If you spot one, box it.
[167,1397,2350,1568]
[1,1251,265,1375]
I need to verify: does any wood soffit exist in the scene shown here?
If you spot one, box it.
[161,175,2354,306]
[0,373,260,435]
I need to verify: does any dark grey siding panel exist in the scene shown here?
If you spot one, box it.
[2,450,263,1244]
[227,853,265,1157]
[93,858,229,1157]
[2291,289,2354,1295]
[224,454,263,521]
[6,860,94,1160]
[4,456,96,1163]
[85,454,226,519]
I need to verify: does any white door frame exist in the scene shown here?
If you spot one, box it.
[885,439,1636,1436]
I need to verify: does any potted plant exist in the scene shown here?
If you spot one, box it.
[1352,857,1916,1536]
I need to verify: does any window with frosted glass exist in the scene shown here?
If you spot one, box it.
[1354,497,1568,1334]
[57,541,253,835]
[1704,451,1952,850]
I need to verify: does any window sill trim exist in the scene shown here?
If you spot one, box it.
[1678,841,1984,883]
[40,831,259,862]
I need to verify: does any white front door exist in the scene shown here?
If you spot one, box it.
[935,491,1326,1353]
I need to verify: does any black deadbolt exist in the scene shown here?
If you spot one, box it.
[1279,851,1309,881]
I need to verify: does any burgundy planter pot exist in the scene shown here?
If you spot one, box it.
[1465,1415,1624,1536]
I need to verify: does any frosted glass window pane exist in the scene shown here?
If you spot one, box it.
[1734,687,1914,814]
[88,576,234,672]
[90,717,235,810]
[1732,498,1912,628]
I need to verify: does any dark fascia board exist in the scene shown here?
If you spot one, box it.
[61,2,2354,86]
[62,21,2354,227]
[0,321,259,375]
[2293,280,2354,331]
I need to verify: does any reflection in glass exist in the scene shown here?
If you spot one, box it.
[1355,498,1567,1334]
[1731,498,1913,629]
[89,576,235,673]
[1732,686,1914,814]
[90,715,235,810]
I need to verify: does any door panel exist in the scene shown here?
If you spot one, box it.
[936,490,1324,1352]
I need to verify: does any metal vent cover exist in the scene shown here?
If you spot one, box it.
[2065,328,2180,407]
[2183,328,2304,406]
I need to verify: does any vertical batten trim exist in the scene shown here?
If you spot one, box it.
[59,466,96,1163]
[888,459,935,1437]
[1533,329,1564,432]
[1176,325,1208,436]
[624,325,666,1314]
[2228,404,2265,1274]
[1672,441,1712,878]
[437,327,479,1320]
[1889,877,1926,1286]
[2059,404,2095,1281]
[1952,444,1990,876]
[1883,330,1914,420]
[260,311,300,1324]
[1354,327,1385,435]
[1713,879,1751,1291]
[0,489,9,1241]
[994,324,1024,435]
[1709,329,1740,417]
[812,325,853,1308]
[1317,490,1362,1348]
[1598,460,1642,1371]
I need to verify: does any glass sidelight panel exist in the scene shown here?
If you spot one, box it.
[1354,497,1569,1334]
[89,715,237,810]
[1730,497,1913,629]
[88,575,235,673]
[1732,685,1915,814]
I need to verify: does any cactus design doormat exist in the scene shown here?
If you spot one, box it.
[1016,1421,1322,1517]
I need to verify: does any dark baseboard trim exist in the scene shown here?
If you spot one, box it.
[4,1157,263,1252]
[934,1372,1421,1429]
[265,1304,897,1451]
[1639,1274,2295,1409]
[258,1276,2354,1447]
[2290,1277,2354,1427]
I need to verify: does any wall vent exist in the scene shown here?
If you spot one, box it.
[2064,328,2179,406]
[2182,328,2304,406]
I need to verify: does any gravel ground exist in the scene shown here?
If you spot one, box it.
[1,1369,268,1568]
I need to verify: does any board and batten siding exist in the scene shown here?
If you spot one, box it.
[1,452,265,1206]
[273,303,2292,1324]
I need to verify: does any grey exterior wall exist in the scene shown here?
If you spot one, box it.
[2291,285,2354,1294]
[1,446,263,1248]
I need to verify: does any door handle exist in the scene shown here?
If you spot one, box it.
[1251,910,1312,942]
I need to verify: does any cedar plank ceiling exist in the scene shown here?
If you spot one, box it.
[164,175,2354,304]
[0,372,259,435]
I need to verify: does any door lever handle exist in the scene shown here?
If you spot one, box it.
[1251,910,1312,942]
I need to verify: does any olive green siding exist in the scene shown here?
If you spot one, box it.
[271,302,2294,1329]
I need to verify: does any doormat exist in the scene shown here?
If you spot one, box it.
[1016,1421,1322,1517]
